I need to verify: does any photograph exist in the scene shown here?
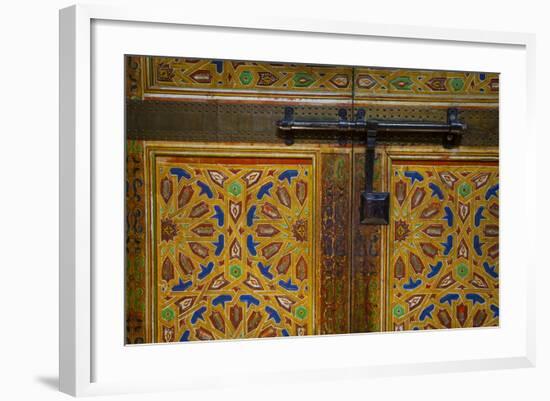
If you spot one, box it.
[2,0,546,399]
[125,55,499,344]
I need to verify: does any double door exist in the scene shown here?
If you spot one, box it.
[125,140,498,343]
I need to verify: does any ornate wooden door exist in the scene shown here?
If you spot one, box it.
[125,56,499,344]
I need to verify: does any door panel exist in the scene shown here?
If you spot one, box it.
[318,152,352,334]
[382,149,499,330]
[148,147,318,342]
[126,142,499,343]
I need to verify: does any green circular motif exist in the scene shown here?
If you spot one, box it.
[161,307,175,322]
[228,181,242,196]
[393,304,405,318]
[295,306,308,320]
[239,71,253,85]
[458,182,472,197]
[229,264,242,279]
[456,263,469,279]
[450,78,464,91]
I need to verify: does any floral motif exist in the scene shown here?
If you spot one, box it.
[295,306,308,320]
[394,220,410,241]
[292,219,308,242]
[161,307,175,322]
[161,217,178,242]
[156,62,175,82]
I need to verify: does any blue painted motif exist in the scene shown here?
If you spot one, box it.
[483,262,498,279]
[212,60,224,74]
[419,304,435,321]
[212,294,232,307]
[443,206,454,227]
[239,294,260,307]
[258,262,273,280]
[473,235,484,256]
[180,330,190,341]
[278,170,299,184]
[191,306,207,324]
[247,235,259,256]
[475,206,485,227]
[441,234,453,256]
[212,205,224,227]
[197,181,214,199]
[427,261,443,278]
[403,277,422,290]
[265,306,282,323]
[279,278,299,291]
[490,304,499,318]
[169,167,191,181]
[404,171,424,184]
[172,278,193,292]
[257,182,273,199]
[246,205,257,227]
[198,262,214,280]
[213,234,224,256]
[485,184,499,200]
[429,182,444,200]
[440,293,460,306]
[466,293,485,305]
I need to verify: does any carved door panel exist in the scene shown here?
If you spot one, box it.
[127,142,356,342]
[126,141,498,343]
[145,145,320,342]
[380,148,499,331]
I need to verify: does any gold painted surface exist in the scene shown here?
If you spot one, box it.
[353,67,498,104]
[383,148,499,331]
[126,56,144,100]
[125,140,147,343]
[125,140,500,343]
[146,57,353,100]
[145,143,320,342]
[126,56,499,106]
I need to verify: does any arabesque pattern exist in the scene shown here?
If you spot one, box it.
[135,57,498,104]
[388,161,499,330]
[153,156,315,342]
[125,140,147,343]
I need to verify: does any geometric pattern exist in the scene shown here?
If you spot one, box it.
[353,68,499,103]
[388,161,499,330]
[146,57,352,100]
[353,68,499,104]
[125,54,501,343]
[131,57,499,105]
[153,156,314,342]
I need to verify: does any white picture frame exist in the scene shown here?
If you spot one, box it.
[59,3,536,397]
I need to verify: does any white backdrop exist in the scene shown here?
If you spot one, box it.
[0,0,548,400]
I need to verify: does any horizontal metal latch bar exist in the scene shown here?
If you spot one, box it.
[276,107,466,134]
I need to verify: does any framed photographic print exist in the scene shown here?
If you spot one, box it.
[59,3,535,396]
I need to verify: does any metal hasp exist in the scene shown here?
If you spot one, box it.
[277,107,467,225]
